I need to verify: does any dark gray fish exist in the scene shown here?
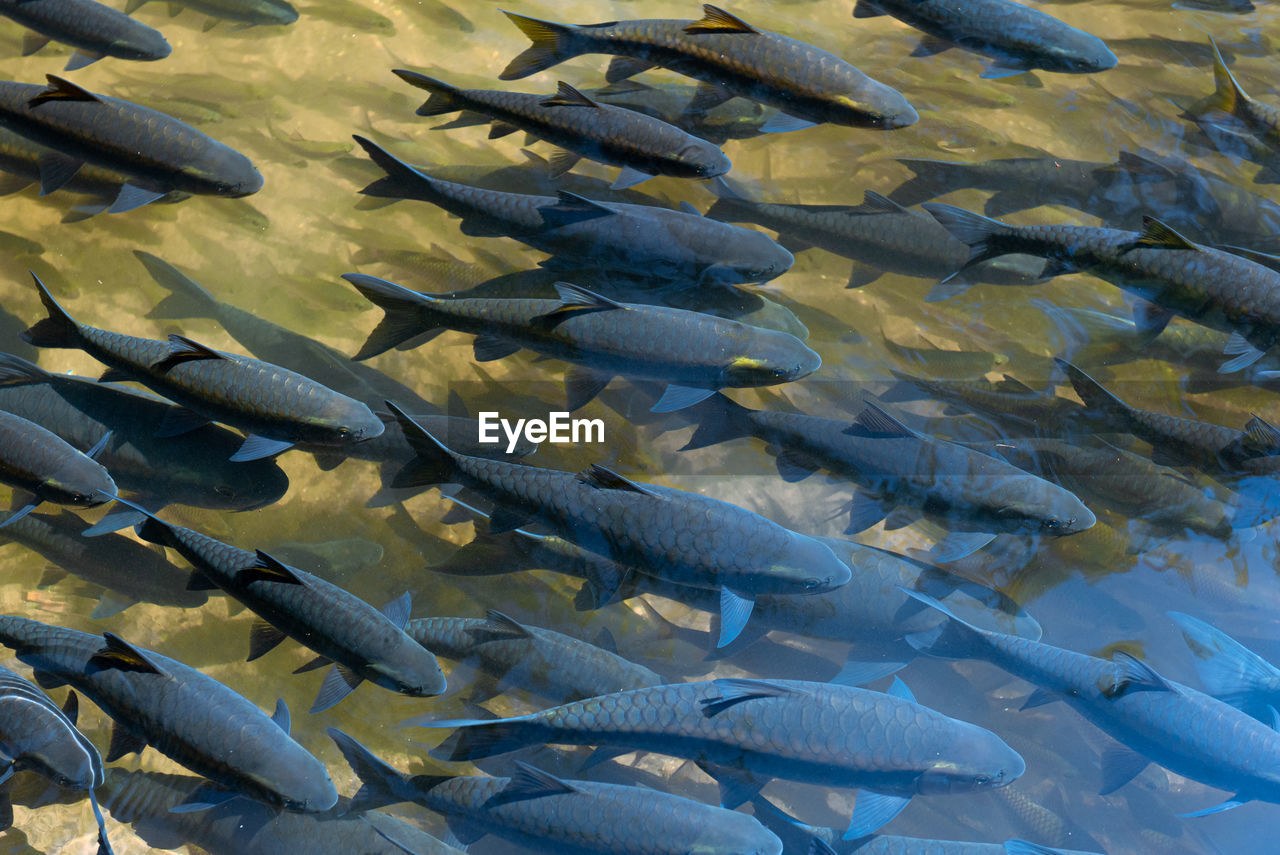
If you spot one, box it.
[705,187,1045,295]
[406,609,661,704]
[125,0,296,26]
[1168,611,1280,725]
[586,80,776,145]
[395,72,731,189]
[387,406,851,647]
[0,668,111,854]
[414,677,1024,837]
[354,136,793,286]
[0,75,260,212]
[905,590,1280,817]
[1184,38,1280,165]
[100,499,445,713]
[20,274,385,462]
[0,0,169,71]
[852,0,1114,78]
[344,276,819,413]
[98,767,458,855]
[0,615,337,812]
[331,729,783,855]
[884,369,1086,435]
[500,5,918,131]
[679,394,1095,561]
[0,353,288,512]
[1,508,206,617]
[926,204,1280,372]
[0,409,115,525]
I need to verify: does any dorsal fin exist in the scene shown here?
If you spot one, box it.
[61,690,79,725]
[857,190,909,214]
[542,81,600,108]
[996,375,1035,393]
[684,4,759,34]
[88,633,167,676]
[578,463,657,496]
[490,762,578,805]
[29,75,101,108]
[553,281,623,309]
[556,190,613,211]
[846,401,917,439]
[242,550,307,585]
[1133,217,1199,251]
[153,335,226,372]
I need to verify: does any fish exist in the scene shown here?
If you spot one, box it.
[851,0,1115,78]
[95,497,446,713]
[0,409,115,526]
[679,394,1095,561]
[405,609,662,704]
[0,668,112,854]
[705,186,1046,295]
[0,75,261,212]
[586,80,776,145]
[884,369,1087,435]
[2,508,206,618]
[20,274,385,462]
[98,767,461,855]
[353,136,793,286]
[125,0,296,26]
[0,615,337,812]
[387,406,851,647]
[1054,358,1280,476]
[499,5,918,131]
[331,729,784,855]
[343,276,820,413]
[1184,37,1280,165]
[1168,611,1280,724]
[904,590,1280,816]
[411,677,1024,837]
[0,352,289,512]
[925,204,1280,372]
[0,0,169,71]
[394,72,731,189]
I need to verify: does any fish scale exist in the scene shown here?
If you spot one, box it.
[0,0,170,69]
[0,409,115,507]
[0,615,336,812]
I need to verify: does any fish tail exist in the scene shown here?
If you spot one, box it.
[134,251,218,320]
[1052,358,1130,420]
[351,135,445,204]
[898,587,988,658]
[1167,611,1278,712]
[341,273,442,360]
[680,393,754,451]
[500,12,579,80]
[429,533,530,576]
[327,727,429,812]
[921,203,1010,268]
[432,718,532,761]
[0,352,52,387]
[1188,37,1249,119]
[21,273,82,349]
[890,158,969,206]
[704,196,757,225]
[392,70,465,117]
[383,402,459,488]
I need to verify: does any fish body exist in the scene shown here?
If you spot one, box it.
[886,369,1085,433]
[0,409,115,510]
[907,592,1280,810]
[389,408,850,647]
[354,136,792,286]
[0,353,288,511]
[852,0,1115,78]
[396,72,731,186]
[0,0,169,70]
[406,610,661,703]
[332,730,782,855]
[21,276,384,461]
[345,276,819,412]
[0,615,337,811]
[126,0,296,26]
[123,507,445,713]
[499,6,918,130]
[419,678,1024,803]
[586,80,774,144]
[926,204,1280,370]
[0,76,260,206]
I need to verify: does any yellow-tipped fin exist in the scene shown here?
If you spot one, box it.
[499,11,579,80]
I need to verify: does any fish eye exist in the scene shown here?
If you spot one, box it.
[1043,518,1064,531]
[804,577,821,589]
[975,774,992,786]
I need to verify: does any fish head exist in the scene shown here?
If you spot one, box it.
[1040,33,1118,74]
[722,339,821,388]
[178,144,265,198]
[302,400,387,447]
[10,731,101,792]
[834,85,919,130]
[266,763,339,813]
[200,460,290,511]
[914,722,1025,794]
[41,461,117,509]
[109,29,172,62]
[366,642,448,698]
[701,237,794,286]
[754,534,852,595]
[675,141,732,180]
[257,0,300,24]
[976,476,1096,536]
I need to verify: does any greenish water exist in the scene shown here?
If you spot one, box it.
[0,0,1278,852]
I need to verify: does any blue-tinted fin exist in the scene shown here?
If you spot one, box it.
[1020,687,1059,710]
[927,530,996,563]
[310,663,364,713]
[678,200,701,215]
[1133,300,1173,339]
[230,435,294,462]
[832,658,906,686]
[0,502,38,529]
[811,839,839,855]
[844,491,886,534]
[249,620,288,661]
[844,790,910,839]
[924,273,975,302]
[886,676,916,703]
[981,62,1030,79]
[82,508,147,537]
[1107,651,1176,697]
[579,744,631,770]
[1179,796,1246,818]
[472,334,521,362]
[154,406,209,438]
[105,724,146,762]
[84,431,113,460]
[700,678,795,716]
[651,384,716,413]
[775,449,820,482]
[695,761,763,808]
[760,112,818,134]
[270,699,291,734]
[90,593,135,620]
[1220,332,1265,373]
[610,166,654,190]
[538,191,617,226]
[107,183,165,214]
[381,591,412,629]
[490,762,577,805]
[169,786,238,813]
[718,587,755,648]
[910,34,953,57]
[1099,744,1148,794]
[1167,610,1277,710]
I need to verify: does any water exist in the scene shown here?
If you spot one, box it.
[0,0,1278,852]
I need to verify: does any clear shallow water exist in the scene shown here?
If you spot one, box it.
[0,0,1278,852]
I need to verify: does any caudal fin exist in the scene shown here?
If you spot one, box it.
[0,352,52,387]
[392,69,466,117]
[499,12,579,80]
[327,727,435,812]
[340,273,442,360]
[21,273,82,349]
[679,393,755,451]
[898,587,988,658]
[922,203,1013,269]
[1167,610,1280,714]
[1185,37,1250,120]
[383,402,459,488]
[352,135,445,204]
[1052,358,1132,422]
[134,252,218,320]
